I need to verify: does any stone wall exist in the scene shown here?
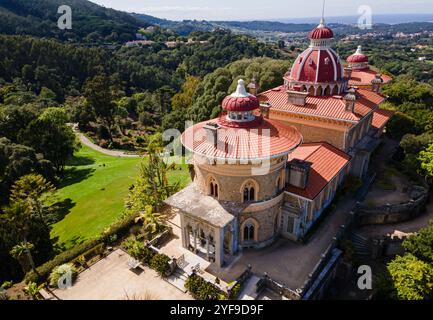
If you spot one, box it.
[239,201,281,247]
[356,186,429,225]
[194,162,285,203]
[275,118,346,150]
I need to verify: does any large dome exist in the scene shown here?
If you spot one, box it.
[290,47,343,83]
[285,18,347,96]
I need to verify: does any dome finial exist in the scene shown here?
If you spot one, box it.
[356,45,363,54]
[319,0,326,27]
[231,79,249,98]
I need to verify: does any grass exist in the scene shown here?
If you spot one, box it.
[50,145,190,250]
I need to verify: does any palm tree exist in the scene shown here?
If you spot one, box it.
[135,205,166,239]
[10,241,35,274]
[9,174,57,228]
[2,201,36,273]
[24,282,41,300]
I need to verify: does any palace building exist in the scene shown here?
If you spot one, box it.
[165,18,394,269]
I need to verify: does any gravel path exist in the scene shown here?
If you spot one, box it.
[72,125,141,158]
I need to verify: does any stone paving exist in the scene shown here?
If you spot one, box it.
[52,249,192,300]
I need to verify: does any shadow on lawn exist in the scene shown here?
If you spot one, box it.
[48,198,76,225]
[66,155,95,166]
[59,167,95,188]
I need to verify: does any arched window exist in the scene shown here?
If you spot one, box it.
[208,177,219,198]
[241,180,257,202]
[243,224,255,242]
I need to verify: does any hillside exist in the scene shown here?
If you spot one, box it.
[0,0,149,42]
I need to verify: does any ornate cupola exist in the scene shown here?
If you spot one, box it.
[222,79,260,126]
[347,45,369,70]
[284,16,347,97]
[308,17,334,47]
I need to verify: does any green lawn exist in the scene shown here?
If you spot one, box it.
[50,145,190,249]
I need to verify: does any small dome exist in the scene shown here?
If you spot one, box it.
[347,46,369,63]
[309,19,334,40]
[222,79,260,112]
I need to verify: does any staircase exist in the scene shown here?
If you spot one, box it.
[165,268,189,293]
[350,232,371,261]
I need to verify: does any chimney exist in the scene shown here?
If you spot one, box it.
[203,122,220,147]
[371,74,384,93]
[287,159,311,189]
[260,102,271,119]
[344,87,357,112]
[343,66,353,79]
[287,90,308,106]
[247,77,260,96]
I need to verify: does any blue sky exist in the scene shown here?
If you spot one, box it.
[90,0,433,21]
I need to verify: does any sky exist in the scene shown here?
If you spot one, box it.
[89,0,433,21]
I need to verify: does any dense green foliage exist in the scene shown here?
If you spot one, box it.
[0,0,148,43]
[404,222,433,264]
[185,274,227,300]
[386,254,433,300]
[190,57,291,121]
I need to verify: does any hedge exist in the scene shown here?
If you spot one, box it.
[185,274,227,300]
[25,213,139,284]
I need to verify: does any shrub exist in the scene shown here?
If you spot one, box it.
[122,237,155,264]
[48,264,78,288]
[150,253,171,276]
[185,274,227,300]
[228,283,241,300]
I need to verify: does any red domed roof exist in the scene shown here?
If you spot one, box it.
[290,47,343,83]
[222,79,260,112]
[181,118,302,161]
[347,46,369,63]
[309,26,334,39]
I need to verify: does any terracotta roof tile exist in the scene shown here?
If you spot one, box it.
[258,86,386,122]
[372,109,394,130]
[349,69,392,86]
[285,142,351,200]
[181,117,303,161]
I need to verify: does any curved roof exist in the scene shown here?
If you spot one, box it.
[347,45,369,63]
[289,47,343,83]
[309,25,334,39]
[181,117,302,161]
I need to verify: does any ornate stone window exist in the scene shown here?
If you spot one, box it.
[241,218,259,242]
[208,176,219,198]
[241,179,258,202]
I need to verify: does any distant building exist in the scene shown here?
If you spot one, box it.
[124,40,155,47]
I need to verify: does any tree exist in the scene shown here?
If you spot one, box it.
[19,108,77,173]
[84,74,122,142]
[386,112,418,140]
[403,222,433,264]
[1,201,36,274]
[387,254,433,300]
[10,241,34,275]
[125,138,180,213]
[135,205,166,239]
[419,143,433,180]
[9,174,57,228]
